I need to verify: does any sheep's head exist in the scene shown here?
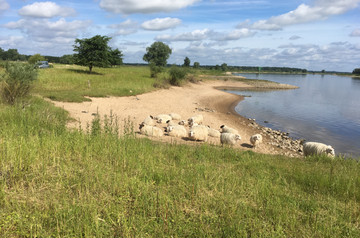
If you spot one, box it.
[326,146,335,157]
[235,134,241,141]
[189,131,195,137]
[139,124,144,130]
[150,115,153,119]
[220,125,225,129]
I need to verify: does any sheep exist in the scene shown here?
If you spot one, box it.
[178,120,189,126]
[155,114,172,124]
[166,120,178,127]
[188,125,208,142]
[188,114,203,125]
[303,142,335,158]
[220,125,239,134]
[250,134,263,149]
[169,113,181,121]
[139,124,163,137]
[208,128,221,138]
[166,125,187,138]
[220,133,241,147]
[141,115,155,126]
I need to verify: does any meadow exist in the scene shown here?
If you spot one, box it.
[0,64,359,237]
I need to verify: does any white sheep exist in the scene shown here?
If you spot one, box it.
[303,142,335,158]
[139,124,163,137]
[166,120,178,127]
[178,120,189,126]
[220,133,241,147]
[142,115,155,126]
[188,114,203,125]
[220,125,239,134]
[208,128,221,138]
[169,113,181,120]
[250,134,263,149]
[166,125,187,138]
[188,125,208,142]
[156,114,172,124]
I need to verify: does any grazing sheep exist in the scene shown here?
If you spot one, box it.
[220,133,241,147]
[220,125,239,134]
[178,120,189,126]
[139,124,163,137]
[303,142,335,158]
[188,125,208,142]
[142,115,155,126]
[188,114,203,125]
[166,120,178,127]
[250,134,263,149]
[208,128,221,138]
[155,114,172,124]
[169,113,181,120]
[166,125,187,138]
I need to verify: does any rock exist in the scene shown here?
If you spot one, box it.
[264,121,269,123]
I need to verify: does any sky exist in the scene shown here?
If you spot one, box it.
[0,0,359,72]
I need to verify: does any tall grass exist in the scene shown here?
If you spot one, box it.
[1,97,359,237]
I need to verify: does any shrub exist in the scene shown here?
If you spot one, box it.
[28,54,45,65]
[169,65,188,86]
[149,60,163,78]
[0,61,38,105]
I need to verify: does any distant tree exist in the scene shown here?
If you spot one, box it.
[183,56,190,67]
[149,60,163,78]
[143,42,172,67]
[109,48,124,66]
[28,54,45,65]
[353,68,360,75]
[193,62,200,69]
[221,63,228,71]
[73,35,112,74]
[60,54,74,64]
[0,47,4,60]
[214,64,220,70]
[321,69,325,74]
[2,49,20,61]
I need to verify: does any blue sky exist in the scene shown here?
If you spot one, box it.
[0,0,359,72]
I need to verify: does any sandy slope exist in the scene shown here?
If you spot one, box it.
[50,79,291,155]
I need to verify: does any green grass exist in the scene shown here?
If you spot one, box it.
[33,64,157,102]
[0,96,360,237]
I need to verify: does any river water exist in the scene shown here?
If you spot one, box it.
[224,73,360,158]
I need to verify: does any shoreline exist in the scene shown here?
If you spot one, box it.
[50,78,300,156]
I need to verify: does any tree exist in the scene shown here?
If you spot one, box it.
[0,47,4,60]
[183,56,190,67]
[214,65,220,70]
[193,62,200,69]
[143,42,172,67]
[109,48,124,66]
[73,35,112,74]
[221,63,228,71]
[2,49,20,61]
[60,54,74,64]
[352,68,360,75]
[28,54,45,65]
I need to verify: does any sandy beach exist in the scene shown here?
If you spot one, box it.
[50,78,298,155]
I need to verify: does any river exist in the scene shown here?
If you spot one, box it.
[224,73,360,158]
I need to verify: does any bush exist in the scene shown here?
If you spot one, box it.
[28,54,45,65]
[169,65,188,86]
[149,60,163,78]
[0,61,38,105]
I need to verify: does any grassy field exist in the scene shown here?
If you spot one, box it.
[0,64,360,237]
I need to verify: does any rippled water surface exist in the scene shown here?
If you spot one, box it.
[225,73,360,158]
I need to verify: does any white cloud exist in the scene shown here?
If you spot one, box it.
[211,29,257,41]
[119,40,148,46]
[237,0,360,31]
[99,0,201,15]
[350,29,360,37]
[289,35,301,40]
[155,28,214,41]
[107,19,138,29]
[141,17,182,31]
[0,0,10,15]
[0,36,26,48]
[18,2,77,18]
[2,18,92,41]
[110,29,137,36]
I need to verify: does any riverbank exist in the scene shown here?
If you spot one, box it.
[50,78,300,156]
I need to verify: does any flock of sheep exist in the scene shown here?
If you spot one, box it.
[139,113,263,149]
[138,112,336,158]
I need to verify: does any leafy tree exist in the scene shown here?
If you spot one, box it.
[0,47,4,60]
[183,56,190,67]
[149,60,163,78]
[28,54,45,65]
[221,63,228,71]
[60,54,74,64]
[214,65,220,70]
[73,35,112,74]
[169,64,188,86]
[193,62,200,69]
[352,68,360,75]
[143,42,172,67]
[2,49,20,61]
[321,69,325,74]
[0,61,38,105]
[109,48,124,66]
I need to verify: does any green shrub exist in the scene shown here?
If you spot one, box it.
[0,61,38,105]
[149,60,163,78]
[169,65,188,86]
